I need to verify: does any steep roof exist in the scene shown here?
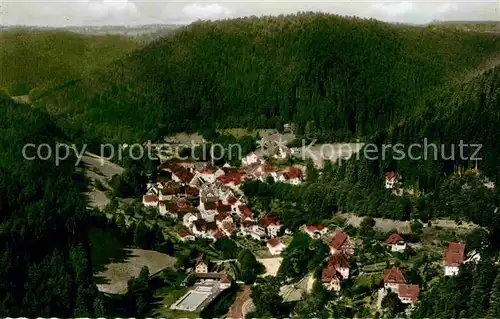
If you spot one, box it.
[384,233,405,245]
[327,253,350,269]
[143,194,158,203]
[267,237,282,248]
[385,171,397,181]
[330,232,349,250]
[397,284,420,303]
[384,267,406,285]
[444,242,465,267]
[171,165,195,183]
[322,265,342,283]
[259,214,280,228]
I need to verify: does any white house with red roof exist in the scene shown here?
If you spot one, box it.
[383,233,407,252]
[384,267,406,291]
[278,167,304,185]
[237,205,253,222]
[329,232,355,255]
[397,284,420,305]
[444,242,465,276]
[142,194,158,207]
[304,225,328,239]
[267,237,286,256]
[385,171,401,189]
[258,214,282,237]
[383,267,420,305]
[321,264,342,291]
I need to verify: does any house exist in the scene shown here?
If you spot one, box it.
[278,167,303,185]
[327,253,350,279]
[267,237,286,256]
[199,200,218,222]
[237,205,253,222]
[383,267,406,291]
[304,225,328,239]
[216,212,234,226]
[258,214,282,237]
[217,171,245,189]
[444,242,465,276]
[383,233,407,252]
[158,181,181,201]
[329,232,355,255]
[142,194,158,207]
[170,165,196,185]
[385,171,400,189]
[195,255,209,273]
[321,264,342,291]
[397,284,420,305]
[221,222,236,237]
[178,231,196,242]
[242,152,261,166]
[216,201,232,215]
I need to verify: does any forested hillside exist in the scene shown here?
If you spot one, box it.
[0,29,141,96]
[35,13,500,184]
[0,93,102,316]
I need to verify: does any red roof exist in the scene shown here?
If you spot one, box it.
[216,212,231,222]
[330,232,348,250]
[228,196,238,205]
[385,171,397,181]
[322,265,342,283]
[171,165,195,184]
[327,253,349,269]
[444,242,465,267]
[143,194,158,203]
[283,167,303,180]
[259,214,280,228]
[217,171,244,185]
[267,237,282,248]
[305,225,326,233]
[384,233,405,245]
[238,205,252,219]
[384,268,406,285]
[397,284,420,303]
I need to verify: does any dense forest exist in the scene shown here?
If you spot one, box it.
[0,30,141,96]
[0,93,102,316]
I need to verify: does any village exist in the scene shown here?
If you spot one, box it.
[132,131,480,317]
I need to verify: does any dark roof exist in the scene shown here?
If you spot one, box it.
[171,165,195,183]
[327,253,349,268]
